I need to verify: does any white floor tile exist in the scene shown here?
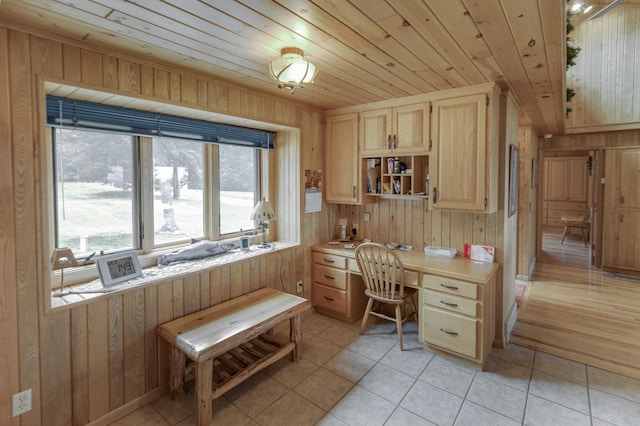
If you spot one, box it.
[385,407,437,425]
[419,356,476,397]
[588,366,640,404]
[528,369,589,413]
[329,385,396,426]
[400,380,463,426]
[533,351,587,385]
[359,363,415,404]
[524,394,591,426]
[466,375,527,422]
[590,388,640,426]
[454,401,520,426]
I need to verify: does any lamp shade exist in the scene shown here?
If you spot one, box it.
[269,47,317,94]
[51,247,78,270]
[250,198,276,222]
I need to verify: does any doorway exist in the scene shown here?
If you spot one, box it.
[537,149,597,268]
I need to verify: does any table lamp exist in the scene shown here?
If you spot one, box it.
[250,198,276,249]
[51,247,78,294]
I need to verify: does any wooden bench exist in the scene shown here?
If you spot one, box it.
[157,287,311,425]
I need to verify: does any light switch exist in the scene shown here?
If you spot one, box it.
[364,213,371,222]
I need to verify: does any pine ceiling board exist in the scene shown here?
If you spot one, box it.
[461,0,548,133]
[539,0,566,134]
[125,0,383,104]
[55,0,112,17]
[309,0,452,91]
[67,1,366,106]
[346,0,465,89]
[501,1,553,94]
[272,0,436,95]
[369,13,466,89]
[211,0,415,99]
[383,0,489,85]
[426,1,507,86]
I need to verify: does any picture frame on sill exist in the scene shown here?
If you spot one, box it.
[508,144,519,217]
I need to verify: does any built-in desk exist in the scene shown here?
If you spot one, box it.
[311,242,499,367]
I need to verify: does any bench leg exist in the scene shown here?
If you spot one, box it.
[169,345,185,400]
[290,315,302,362]
[196,359,213,426]
[561,225,569,244]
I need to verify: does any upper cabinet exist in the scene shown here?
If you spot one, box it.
[430,90,498,212]
[324,83,501,211]
[360,103,430,156]
[544,157,588,202]
[324,113,364,204]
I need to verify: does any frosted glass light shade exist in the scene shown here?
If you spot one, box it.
[269,47,317,94]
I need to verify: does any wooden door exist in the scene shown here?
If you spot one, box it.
[392,103,430,154]
[360,108,391,155]
[546,158,568,200]
[431,94,487,211]
[603,148,640,271]
[325,113,360,204]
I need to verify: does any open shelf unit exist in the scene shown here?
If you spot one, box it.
[364,154,430,199]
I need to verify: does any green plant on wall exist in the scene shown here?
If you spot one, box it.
[566,13,581,118]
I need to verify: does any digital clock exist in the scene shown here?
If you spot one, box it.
[96,250,143,286]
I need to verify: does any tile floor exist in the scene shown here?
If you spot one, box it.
[111,310,640,426]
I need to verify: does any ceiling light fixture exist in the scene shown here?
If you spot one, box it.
[269,47,317,95]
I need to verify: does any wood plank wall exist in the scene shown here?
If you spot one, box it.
[566,4,640,133]
[517,127,539,280]
[0,25,325,425]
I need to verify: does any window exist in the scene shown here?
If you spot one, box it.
[52,129,262,257]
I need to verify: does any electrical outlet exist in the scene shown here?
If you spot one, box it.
[296,280,303,293]
[352,223,358,235]
[12,389,32,417]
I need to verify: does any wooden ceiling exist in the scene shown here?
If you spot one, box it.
[0,0,568,135]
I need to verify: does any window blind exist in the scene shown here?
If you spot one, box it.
[46,95,275,150]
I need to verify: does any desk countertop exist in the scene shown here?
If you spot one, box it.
[312,242,499,284]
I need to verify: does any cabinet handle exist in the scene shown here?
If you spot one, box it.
[440,300,458,307]
[392,134,397,149]
[440,328,458,336]
[353,185,356,198]
[324,275,335,280]
[323,296,335,302]
[323,258,335,263]
[620,214,624,223]
[620,195,625,205]
[387,135,391,149]
[432,187,437,204]
[440,283,459,290]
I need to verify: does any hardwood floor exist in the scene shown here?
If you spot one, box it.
[510,228,640,380]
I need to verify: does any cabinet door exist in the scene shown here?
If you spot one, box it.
[603,148,640,271]
[431,94,488,211]
[360,108,392,155]
[325,113,360,203]
[546,158,568,201]
[393,103,430,154]
[566,158,588,201]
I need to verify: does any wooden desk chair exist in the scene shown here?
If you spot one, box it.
[354,243,418,350]
[561,208,591,247]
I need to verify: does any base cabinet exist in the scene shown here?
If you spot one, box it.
[420,274,495,366]
[311,252,367,322]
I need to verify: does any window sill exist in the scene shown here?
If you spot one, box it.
[49,241,298,312]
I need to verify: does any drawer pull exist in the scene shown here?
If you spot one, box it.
[440,283,459,290]
[323,296,335,302]
[440,300,458,307]
[323,258,335,263]
[323,275,335,280]
[440,328,458,336]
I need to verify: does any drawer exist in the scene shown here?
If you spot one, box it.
[312,284,348,315]
[313,265,347,290]
[405,270,419,288]
[423,289,479,317]
[348,258,359,273]
[423,275,478,299]
[313,252,347,269]
[423,306,477,358]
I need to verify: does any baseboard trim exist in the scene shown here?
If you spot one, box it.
[87,384,168,426]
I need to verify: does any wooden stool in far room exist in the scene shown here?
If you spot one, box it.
[561,208,591,247]
[355,243,418,351]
